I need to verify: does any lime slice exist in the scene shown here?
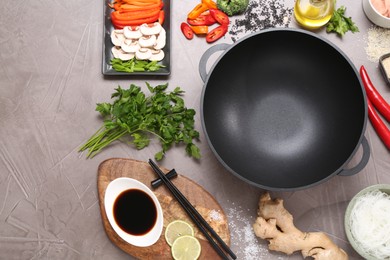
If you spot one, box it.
[165,220,194,246]
[171,235,201,260]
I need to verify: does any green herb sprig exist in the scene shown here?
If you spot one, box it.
[79,83,201,161]
[326,5,359,36]
[110,58,165,73]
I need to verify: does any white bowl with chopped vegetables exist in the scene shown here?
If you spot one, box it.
[362,0,390,28]
[344,184,390,259]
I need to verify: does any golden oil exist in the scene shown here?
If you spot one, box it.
[294,0,334,29]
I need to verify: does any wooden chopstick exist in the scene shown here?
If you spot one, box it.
[148,159,236,260]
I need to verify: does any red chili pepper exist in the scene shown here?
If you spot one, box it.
[206,24,227,43]
[367,98,390,149]
[209,8,229,26]
[360,65,390,122]
[180,22,194,40]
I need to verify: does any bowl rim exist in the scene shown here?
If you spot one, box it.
[104,177,164,247]
[344,184,390,260]
[362,0,390,28]
[368,0,390,20]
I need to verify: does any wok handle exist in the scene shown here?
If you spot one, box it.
[199,43,230,82]
[338,136,370,176]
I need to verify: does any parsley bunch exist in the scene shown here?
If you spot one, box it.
[79,83,200,161]
[326,5,359,36]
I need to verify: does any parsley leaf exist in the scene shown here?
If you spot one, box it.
[326,5,359,36]
[79,83,201,161]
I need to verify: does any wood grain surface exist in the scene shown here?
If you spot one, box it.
[97,158,231,259]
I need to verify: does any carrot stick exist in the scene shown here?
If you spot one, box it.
[122,0,160,4]
[121,0,161,6]
[118,2,163,11]
[112,8,161,21]
[111,12,160,27]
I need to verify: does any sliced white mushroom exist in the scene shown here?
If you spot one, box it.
[154,28,166,50]
[135,48,152,60]
[111,46,123,59]
[117,50,135,61]
[110,30,125,46]
[123,26,143,39]
[149,49,165,61]
[121,39,140,53]
[112,46,134,60]
[157,27,166,38]
[138,35,157,48]
[140,22,162,35]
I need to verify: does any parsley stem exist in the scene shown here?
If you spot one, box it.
[79,125,106,152]
[86,128,128,158]
[142,129,167,143]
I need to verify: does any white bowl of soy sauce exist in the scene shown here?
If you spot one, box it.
[104,177,164,247]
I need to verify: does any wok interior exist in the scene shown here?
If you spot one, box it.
[202,30,365,189]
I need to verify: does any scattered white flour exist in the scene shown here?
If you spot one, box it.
[226,202,271,259]
[209,209,223,222]
[365,26,390,62]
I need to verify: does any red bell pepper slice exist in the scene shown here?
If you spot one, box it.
[209,8,229,26]
[181,22,194,40]
[206,24,227,43]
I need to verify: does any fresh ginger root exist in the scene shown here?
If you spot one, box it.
[253,192,348,260]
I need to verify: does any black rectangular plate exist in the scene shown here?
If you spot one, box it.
[102,0,171,75]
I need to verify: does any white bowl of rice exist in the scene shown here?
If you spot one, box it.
[345,184,390,260]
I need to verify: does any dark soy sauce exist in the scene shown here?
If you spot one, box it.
[113,189,157,236]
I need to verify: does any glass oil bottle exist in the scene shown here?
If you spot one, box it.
[294,0,334,29]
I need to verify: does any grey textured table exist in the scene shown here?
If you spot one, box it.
[0,0,389,259]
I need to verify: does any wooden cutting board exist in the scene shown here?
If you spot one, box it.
[97,158,231,259]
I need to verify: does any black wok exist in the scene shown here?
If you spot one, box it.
[200,28,370,191]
